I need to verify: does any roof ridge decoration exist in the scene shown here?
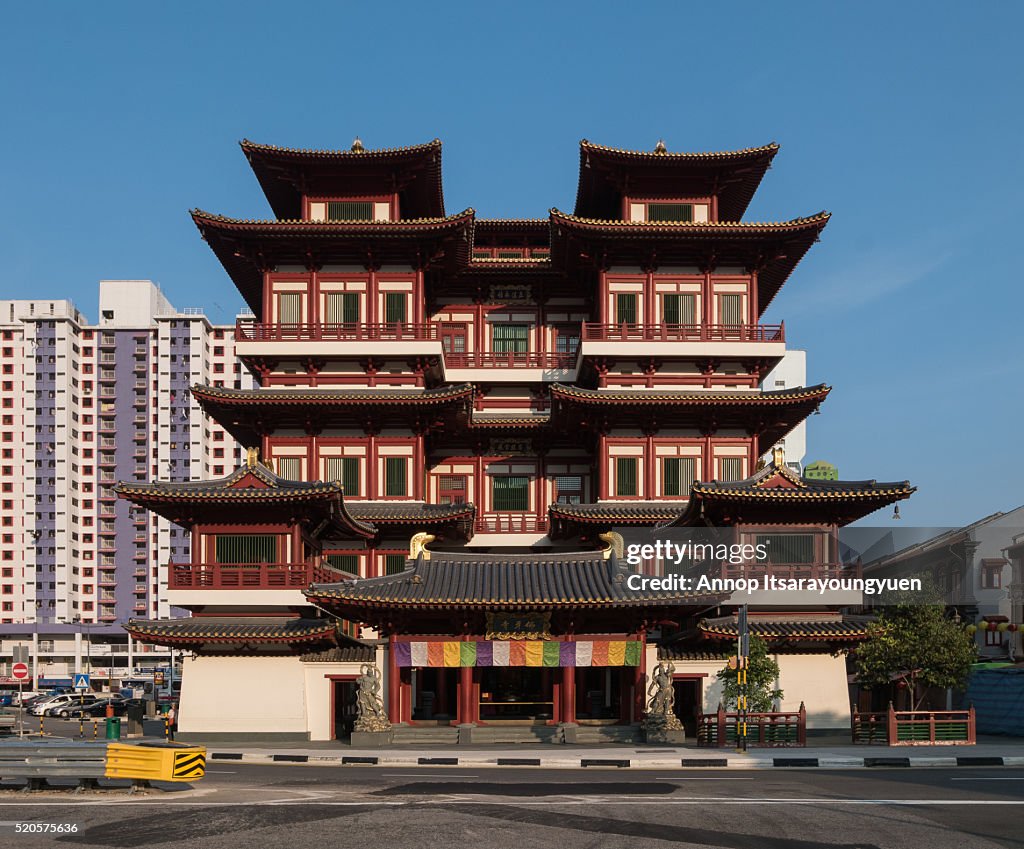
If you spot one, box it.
[240,138,442,158]
[549,208,831,229]
[579,139,780,160]
[550,383,832,404]
[191,208,475,227]
[191,382,475,403]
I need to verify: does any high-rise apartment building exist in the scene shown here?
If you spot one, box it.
[0,280,253,689]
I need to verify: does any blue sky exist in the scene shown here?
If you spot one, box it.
[1,2,1021,526]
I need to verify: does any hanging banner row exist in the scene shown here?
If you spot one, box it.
[394,640,643,668]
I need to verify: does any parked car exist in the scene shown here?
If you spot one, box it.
[29,693,96,717]
[47,695,100,719]
[65,697,131,719]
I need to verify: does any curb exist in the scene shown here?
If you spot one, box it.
[207,751,1020,770]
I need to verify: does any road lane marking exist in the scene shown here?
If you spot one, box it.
[655,777,755,781]
[382,774,479,778]
[949,777,1024,781]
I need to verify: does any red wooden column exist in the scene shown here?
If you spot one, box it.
[748,269,759,326]
[459,665,474,724]
[551,674,562,725]
[561,665,576,724]
[387,634,401,723]
[400,667,413,725]
[633,630,647,722]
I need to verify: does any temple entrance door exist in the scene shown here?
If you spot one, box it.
[673,679,702,737]
[332,680,358,740]
[478,667,553,724]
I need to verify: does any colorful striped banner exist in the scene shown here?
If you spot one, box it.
[393,640,643,668]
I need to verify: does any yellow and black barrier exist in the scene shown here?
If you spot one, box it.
[104,743,206,782]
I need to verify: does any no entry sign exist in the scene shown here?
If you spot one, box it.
[11,662,29,681]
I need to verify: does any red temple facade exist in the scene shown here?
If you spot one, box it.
[117,138,913,742]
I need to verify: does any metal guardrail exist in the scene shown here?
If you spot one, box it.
[0,741,206,790]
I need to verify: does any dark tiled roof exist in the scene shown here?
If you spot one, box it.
[550,502,688,523]
[469,411,551,429]
[192,208,472,232]
[698,615,872,642]
[657,647,730,662]
[123,617,341,645]
[192,383,473,406]
[550,208,830,234]
[307,553,719,610]
[299,645,377,663]
[550,384,830,406]
[347,502,475,524]
[114,461,342,501]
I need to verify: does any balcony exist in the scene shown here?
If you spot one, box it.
[234,320,445,359]
[718,562,861,582]
[474,515,550,534]
[168,561,344,589]
[580,322,786,361]
[443,351,577,383]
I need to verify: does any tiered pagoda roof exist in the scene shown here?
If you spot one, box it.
[192,208,475,313]
[667,452,915,526]
[240,138,445,220]
[306,550,722,616]
[113,456,375,538]
[123,615,372,654]
[574,140,780,221]
[191,383,473,444]
[550,384,831,446]
[549,210,830,314]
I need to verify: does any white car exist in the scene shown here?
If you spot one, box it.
[28,694,97,717]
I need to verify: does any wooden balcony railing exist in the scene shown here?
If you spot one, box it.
[852,705,976,746]
[168,562,349,589]
[235,320,446,342]
[718,562,862,582]
[698,703,807,747]
[474,515,550,534]
[444,352,576,370]
[581,323,785,343]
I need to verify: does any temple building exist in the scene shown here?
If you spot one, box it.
[117,137,913,742]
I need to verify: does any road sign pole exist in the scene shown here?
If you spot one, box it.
[18,679,22,739]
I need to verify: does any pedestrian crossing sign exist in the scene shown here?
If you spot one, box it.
[73,673,90,690]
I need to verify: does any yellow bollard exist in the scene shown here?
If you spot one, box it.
[164,716,170,740]
[93,720,98,740]
[39,715,44,737]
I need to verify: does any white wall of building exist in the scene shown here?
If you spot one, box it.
[760,349,807,473]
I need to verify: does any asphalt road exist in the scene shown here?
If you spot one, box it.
[2,765,1024,848]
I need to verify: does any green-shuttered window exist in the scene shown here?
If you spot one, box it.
[276,457,301,479]
[720,294,743,326]
[325,554,360,575]
[615,293,638,324]
[384,554,407,575]
[663,294,696,325]
[325,293,360,324]
[214,534,277,564]
[719,458,744,482]
[663,457,696,497]
[327,201,373,221]
[325,457,360,497]
[646,203,693,222]
[755,534,816,564]
[492,475,530,511]
[385,293,407,324]
[385,457,408,496]
[615,457,638,496]
[492,323,529,353]
[277,293,302,324]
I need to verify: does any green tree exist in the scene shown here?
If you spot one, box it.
[716,634,783,712]
[855,605,976,709]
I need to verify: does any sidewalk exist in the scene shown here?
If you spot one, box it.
[183,737,1024,770]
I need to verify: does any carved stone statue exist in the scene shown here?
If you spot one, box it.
[644,660,685,743]
[354,663,391,733]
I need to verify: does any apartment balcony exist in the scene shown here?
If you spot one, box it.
[235,320,445,359]
[580,322,786,361]
[443,352,577,383]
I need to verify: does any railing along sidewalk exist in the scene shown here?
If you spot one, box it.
[697,702,806,747]
[851,703,976,745]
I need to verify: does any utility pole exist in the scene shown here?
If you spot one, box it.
[736,604,749,754]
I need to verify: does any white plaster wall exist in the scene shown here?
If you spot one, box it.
[178,655,308,734]
[775,653,850,728]
[303,661,366,741]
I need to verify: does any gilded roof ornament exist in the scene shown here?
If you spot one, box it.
[351,136,364,152]
[772,445,785,468]
[245,446,259,468]
[654,139,667,154]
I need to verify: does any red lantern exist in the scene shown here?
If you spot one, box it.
[896,680,908,690]
[1009,624,1018,633]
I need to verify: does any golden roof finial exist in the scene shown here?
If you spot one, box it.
[351,136,364,152]
[245,446,259,468]
[772,445,785,468]
[654,139,667,154]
